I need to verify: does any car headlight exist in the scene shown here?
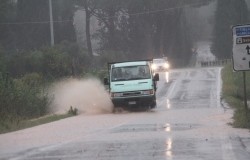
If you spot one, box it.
[141,90,154,95]
[111,92,123,97]
[164,63,170,69]
[151,64,157,70]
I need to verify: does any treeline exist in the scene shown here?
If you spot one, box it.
[79,0,213,65]
[0,0,216,66]
[0,0,75,50]
[211,0,249,59]
[1,0,249,63]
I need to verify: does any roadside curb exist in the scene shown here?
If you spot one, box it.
[240,137,250,153]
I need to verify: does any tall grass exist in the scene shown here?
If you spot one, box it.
[0,72,51,131]
[222,64,250,128]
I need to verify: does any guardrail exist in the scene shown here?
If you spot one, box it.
[196,59,231,67]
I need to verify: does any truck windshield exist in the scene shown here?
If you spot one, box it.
[111,65,151,82]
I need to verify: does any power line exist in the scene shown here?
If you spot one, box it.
[94,1,212,21]
[0,1,212,25]
[0,19,72,25]
[125,1,210,17]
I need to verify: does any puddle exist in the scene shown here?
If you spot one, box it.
[111,123,201,133]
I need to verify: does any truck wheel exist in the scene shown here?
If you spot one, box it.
[113,107,124,113]
[150,101,156,109]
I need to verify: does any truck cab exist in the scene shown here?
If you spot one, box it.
[104,60,159,110]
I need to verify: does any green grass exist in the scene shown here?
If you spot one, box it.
[222,64,250,128]
[0,114,73,134]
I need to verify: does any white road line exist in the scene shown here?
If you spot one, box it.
[180,92,186,100]
[165,79,177,99]
[217,67,222,108]
[221,137,237,160]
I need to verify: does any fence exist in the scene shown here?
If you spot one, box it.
[197,59,231,67]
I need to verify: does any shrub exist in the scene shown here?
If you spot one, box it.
[68,106,78,116]
[0,72,51,129]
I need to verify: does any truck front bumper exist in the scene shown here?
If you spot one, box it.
[111,95,156,108]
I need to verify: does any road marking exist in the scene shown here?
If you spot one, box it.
[165,79,177,99]
[165,71,185,99]
[180,92,186,100]
[221,137,237,160]
[217,67,222,108]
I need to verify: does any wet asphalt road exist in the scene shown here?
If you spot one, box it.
[1,67,250,160]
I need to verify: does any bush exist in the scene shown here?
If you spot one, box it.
[14,73,50,118]
[0,72,51,129]
[0,46,6,73]
[68,106,78,115]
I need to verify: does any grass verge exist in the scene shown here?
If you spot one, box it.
[222,64,250,128]
[0,113,74,134]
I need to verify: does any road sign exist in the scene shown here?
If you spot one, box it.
[232,24,250,71]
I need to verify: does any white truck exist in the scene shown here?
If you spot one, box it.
[104,60,159,110]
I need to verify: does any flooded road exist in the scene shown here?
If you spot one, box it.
[1,67,250,160]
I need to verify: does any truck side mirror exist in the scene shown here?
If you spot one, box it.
[104,78,109,85]
[153,73,159,81]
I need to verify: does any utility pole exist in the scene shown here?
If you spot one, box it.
[240,1,248,113]
[49,0,54,46]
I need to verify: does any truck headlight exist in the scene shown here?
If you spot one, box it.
[141,90,154,95]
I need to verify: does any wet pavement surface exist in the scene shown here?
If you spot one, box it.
[1,67,250,160]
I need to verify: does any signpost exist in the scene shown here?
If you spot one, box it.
[232,24,250,71]
[232,24,250,113]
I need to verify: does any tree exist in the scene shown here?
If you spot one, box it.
[0,0,9,45]
[0,0,16,50]
[211,0,249,59]
[16,0,50,50]
[76,0,96,58]
[15,0,76,50]
[121,0,200,64]
[92,0,213,66]
[52,0,76,44]
[93,0,125,51]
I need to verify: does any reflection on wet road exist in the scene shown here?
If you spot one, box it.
[1,67,250,160]
[157,68,219,109]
